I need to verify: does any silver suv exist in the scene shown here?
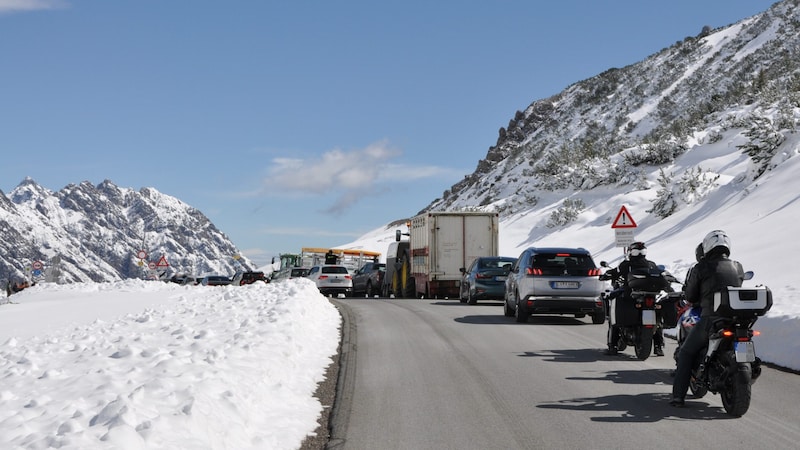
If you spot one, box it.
[504,247,604,324]
[307,264,353,297]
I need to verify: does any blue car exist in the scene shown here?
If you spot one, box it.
[459,256,517,304]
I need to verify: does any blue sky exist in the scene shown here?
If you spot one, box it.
[0,0,777,266]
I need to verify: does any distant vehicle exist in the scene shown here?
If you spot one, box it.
[384,212,500,299]
[504,247,604,324]
[352,261,385,297]
[459,256,517,304]
[306,265,353,297]
[295,247,381,274]
[231,271,268,286]
[200,275,232,286]
[271,267,310,282]
[168,273,195,285]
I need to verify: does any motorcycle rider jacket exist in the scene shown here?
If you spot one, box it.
[683,247,745,317]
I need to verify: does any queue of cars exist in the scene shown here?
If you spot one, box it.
[186,245,607,326]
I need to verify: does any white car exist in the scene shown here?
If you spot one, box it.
[306,265,353,297]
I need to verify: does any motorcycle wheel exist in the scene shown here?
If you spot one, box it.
[689,372,708,398]
[634,327,653,360]
[720,352,752,417]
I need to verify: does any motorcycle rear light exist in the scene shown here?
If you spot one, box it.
[722,330,734,338]
[752,330,761,337]
[645,297,655,307]
[527,268,543,275]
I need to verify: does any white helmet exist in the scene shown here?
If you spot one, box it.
[702,230,731,255]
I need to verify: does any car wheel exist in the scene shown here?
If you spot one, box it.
[503,296,515,317]
[514,295,528,323]
[459,284,467,303]
[591,312,605,324]
[467,288,477,305]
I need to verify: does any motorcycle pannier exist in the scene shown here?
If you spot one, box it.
[610,297,639,326]
[659,292,683,328]
[713,286,773,317]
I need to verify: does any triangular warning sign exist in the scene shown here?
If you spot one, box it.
[156,255,170,267]
[611,206,637,228]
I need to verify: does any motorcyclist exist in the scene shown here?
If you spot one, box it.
[670,230,745,407]
[604,241,666,356]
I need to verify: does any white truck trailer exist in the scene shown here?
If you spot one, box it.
[389,211,499,299]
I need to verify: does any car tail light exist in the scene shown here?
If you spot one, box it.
[345,275,352,280]
[319,275,329,280]
[476,273,492,279]
[587,268,601,276]
[526,268,543,275]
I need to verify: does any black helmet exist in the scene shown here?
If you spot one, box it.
[627,241,647,257]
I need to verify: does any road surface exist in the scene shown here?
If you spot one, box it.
[327,298,800,450]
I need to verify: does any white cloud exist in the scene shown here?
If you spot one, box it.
[265,141,465,213]
[0,0,67,14]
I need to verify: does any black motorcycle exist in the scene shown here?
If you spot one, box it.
[674,271,771,417]
[599,263,679,360]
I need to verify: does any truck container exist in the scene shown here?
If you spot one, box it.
[386,211,499,299]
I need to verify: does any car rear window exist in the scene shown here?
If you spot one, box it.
[530,253,596,275]
[321,266,349,274]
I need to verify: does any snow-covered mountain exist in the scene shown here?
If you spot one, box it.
[341,0,800,300]
[0,178,252,284]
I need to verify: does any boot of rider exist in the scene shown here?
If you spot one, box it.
[653,328,665,356]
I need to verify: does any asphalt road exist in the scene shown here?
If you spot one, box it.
[327,298,800,450]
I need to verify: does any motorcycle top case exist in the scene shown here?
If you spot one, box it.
[713,285,773,317]
[627,267,671,292]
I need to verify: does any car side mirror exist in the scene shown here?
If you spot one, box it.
[459,268,466,274]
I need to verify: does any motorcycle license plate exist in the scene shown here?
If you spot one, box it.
[735,341,756,363]
[641,310,656,325]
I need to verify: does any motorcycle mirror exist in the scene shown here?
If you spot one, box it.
[600,261,609,267]
[744,270,754,280]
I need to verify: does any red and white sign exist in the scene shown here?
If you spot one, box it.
[137,250,148,260]
[611,206,637,229]
[148,261,157,270]
[156,255,169,267]
[32,260,43,270]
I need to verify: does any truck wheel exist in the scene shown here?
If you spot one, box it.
[400,250,416,298]
[391,271,401,298]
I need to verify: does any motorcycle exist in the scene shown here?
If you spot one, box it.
[673,271,771,417]
[599,262,679,360]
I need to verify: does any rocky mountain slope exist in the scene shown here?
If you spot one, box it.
[426,0,798,224]
[1,178,252,284]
